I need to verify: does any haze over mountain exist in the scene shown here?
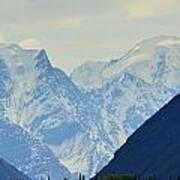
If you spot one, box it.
[96,94,180,179]
[0,36,180,178]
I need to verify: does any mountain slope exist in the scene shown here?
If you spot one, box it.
[0,158,31,180]
[0,119,71,180]
[78,36,180,176]
[72,36,180,90]
[0,44,104,177]
[72,36,180,142]
[1,36,180,178]
[96,94,180,179]
[71,61,107,90]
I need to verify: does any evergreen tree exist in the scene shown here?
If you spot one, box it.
[47,175,50,180]
[168,175,172,180]
[79,173,82,180]
[147,174,156,180]
[82,174,85,180]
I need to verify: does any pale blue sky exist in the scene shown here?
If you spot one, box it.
[0,0,180,73]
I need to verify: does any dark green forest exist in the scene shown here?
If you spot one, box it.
[46,173,180,180]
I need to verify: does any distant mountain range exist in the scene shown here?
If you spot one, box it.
[95,94,180,179]
[0,36,180,178]
[0,158,31,180]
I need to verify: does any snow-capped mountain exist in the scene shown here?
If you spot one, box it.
[71,61,107,90]
[0,158,31,180]
[0,119,70,180]
[71,36,180,90]
[71,36,180,176]
[72,36,180,138]
[0,44,102,177]
[1,36,180,179]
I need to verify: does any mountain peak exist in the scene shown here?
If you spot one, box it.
[124,35,180,59]
[71,35,180,90]
[0,44,51,78]
[134,35,180,50]
[139,35,180,45]
[35,49,47,58]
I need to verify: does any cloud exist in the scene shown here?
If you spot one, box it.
[19,39,41,49]
[0,0,179,25]
[0,32,5,43]
[124,0,179,19]
[35,16,84,30]
[0,0,115,25]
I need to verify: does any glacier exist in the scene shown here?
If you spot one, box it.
[0,36,180,178]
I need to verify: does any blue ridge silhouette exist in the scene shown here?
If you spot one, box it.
[0,158,31,180]
[95,95,180,179]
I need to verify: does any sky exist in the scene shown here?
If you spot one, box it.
[0,0,180,73]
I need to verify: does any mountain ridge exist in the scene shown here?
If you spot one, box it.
[0,158,31,180]
[1,36,180,178]
[71,35,180,90]
[95,94,180,179]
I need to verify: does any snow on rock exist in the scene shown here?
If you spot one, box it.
[0,120,71,180]
[1,36,180,178]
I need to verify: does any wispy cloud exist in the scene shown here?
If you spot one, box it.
[41,17,84,29]
[0,32,5,43]
[19,39,41,49]
[124,0,179,19]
